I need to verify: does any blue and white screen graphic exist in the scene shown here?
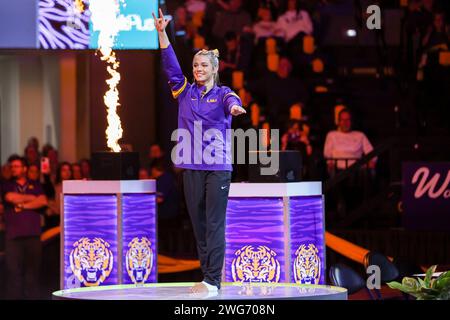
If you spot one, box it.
[38,0,159,50]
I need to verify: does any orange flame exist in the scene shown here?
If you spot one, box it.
[74,0,85,13]
[89,0,123,152]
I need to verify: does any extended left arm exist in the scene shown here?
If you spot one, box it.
[223,90,246,116]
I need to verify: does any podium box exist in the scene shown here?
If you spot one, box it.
[61,180,157,289]
[224,182,325,284]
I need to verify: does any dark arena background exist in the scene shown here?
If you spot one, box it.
[0,0,449,306]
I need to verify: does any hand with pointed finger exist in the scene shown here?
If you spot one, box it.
[230,105,246,116]
[152,8,171,33]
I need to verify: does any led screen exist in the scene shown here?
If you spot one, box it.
[39,0,159,49]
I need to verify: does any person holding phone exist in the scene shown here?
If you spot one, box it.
[153,8,246,294]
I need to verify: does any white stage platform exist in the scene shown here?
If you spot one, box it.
[53,282,347,300]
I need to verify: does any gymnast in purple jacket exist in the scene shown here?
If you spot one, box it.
[153,9,246,294]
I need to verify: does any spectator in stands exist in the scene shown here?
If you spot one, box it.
[27,137,40,154]
[324,109,377,218]
[2,155,48,299]
[420,0,436,33]
[323,108,376,173]
[421,11,449,60]
[1,163,12,182]
[246,56,308,130]
[148,143,165,167]
[422,12,449,51]
[404,0,426,75]
[71,163,83,180]
[274,0,313,43]
[139,167,150,180]
[219,31,241,86]
[27,163,54,229]
[282,119,313,179]
[185,0,207,15]
[244,0,280,22]
[419,11,450,128]
[31,152,55,200]
[212,0,252,45]
[46,162,72,226]
[27,164,40,182]
[24,145,40,167]
[42,144,58,178]
[80,159,91,180]
[150,159,180,230]
[281,119,312,156]
[174,5,194,40]
[251,6,278,43]
[202,0,223,44]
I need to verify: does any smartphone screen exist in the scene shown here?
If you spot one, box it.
[41,157,50,174]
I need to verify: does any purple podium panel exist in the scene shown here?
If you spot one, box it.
[62,180,157,289]
[225,197,286,283]
[224,182,325,285]
[289,196,326,284]
[63,195,118,289]
[122,194,158,284]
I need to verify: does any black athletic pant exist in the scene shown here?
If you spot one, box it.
[5,236,42,299]
[183,169,231,289]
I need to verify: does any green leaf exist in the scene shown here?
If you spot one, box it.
[420,293,438,300]
[424,265,437,287]
[430,278,437,289]
[402,277,419,290]
[388,269,450,300]
[435,277,450,290]
[437,290,450,300]
[387,281,417,293]
[420,286,439,294]
[417,278,426,287]
[387,281,403,290]
[436,271,450,282]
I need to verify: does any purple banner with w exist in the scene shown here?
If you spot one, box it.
[403,162,450,231]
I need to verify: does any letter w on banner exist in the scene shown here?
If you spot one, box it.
[402,162,450,231]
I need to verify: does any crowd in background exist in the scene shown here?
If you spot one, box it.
[0,0,448,299]
[0,0,448,233]
[169,0,448,120]
[1,0,448,239]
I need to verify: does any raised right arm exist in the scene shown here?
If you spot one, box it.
[153,9,188,99]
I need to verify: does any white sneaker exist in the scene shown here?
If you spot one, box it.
[201,281,219,292]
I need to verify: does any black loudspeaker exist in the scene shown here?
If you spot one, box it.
[248,150,302,183]
[91,152,140,180]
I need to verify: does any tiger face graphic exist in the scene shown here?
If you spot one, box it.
[69,237,114,287]
[293,244,321,284]
[231,245,280,283]
[125,237,153,284]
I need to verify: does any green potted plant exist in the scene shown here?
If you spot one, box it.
[387,265,450,300]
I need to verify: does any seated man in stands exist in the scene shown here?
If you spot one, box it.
[323,109,376,218]
[324,108,376,173]
[274,0,313,43]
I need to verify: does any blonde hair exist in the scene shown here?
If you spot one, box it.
[193,49,220,85]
